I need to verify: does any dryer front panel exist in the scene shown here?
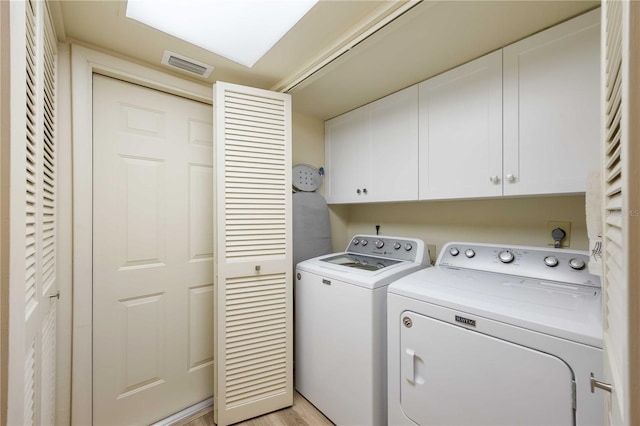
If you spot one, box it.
[399,311,575,425]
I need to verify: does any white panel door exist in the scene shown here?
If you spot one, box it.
[503,9,600,196]
[365,85,419,202]
[400,311,575,425]
[213,81,292,426]
[418,50,503,200]
[92,75,214,425]
[6,1,58,424]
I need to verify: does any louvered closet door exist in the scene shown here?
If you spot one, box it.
[600,1,639,424]
[213,82,292,426]
[7,1,58,425]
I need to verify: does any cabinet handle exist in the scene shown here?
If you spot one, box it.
[489,175,500,184]
[505,173,516,183]
[362,188,368,194]
[356,189,361,194]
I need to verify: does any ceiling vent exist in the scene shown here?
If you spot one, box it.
[161,51,214,78]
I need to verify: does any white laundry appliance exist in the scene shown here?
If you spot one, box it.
[387,242,603,426]
[295,235,430,425]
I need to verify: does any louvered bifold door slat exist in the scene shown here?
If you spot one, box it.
[601,1,628,425]
[9,0,58,425]
[213,82,292,426]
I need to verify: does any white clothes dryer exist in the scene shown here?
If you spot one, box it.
[295,235,430,426]
[387,242,603,426]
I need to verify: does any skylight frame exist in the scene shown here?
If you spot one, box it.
[125,0,319,68]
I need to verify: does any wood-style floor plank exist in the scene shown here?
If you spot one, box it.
[177,392,333,426]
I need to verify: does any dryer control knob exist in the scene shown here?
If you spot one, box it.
[353,239,360,245]
[375,240,384,249]
[465,249,475,258]
[544,256,559,267]
[498,250,515,263]
[393,242,401,250]
[404,243,413,251]
[449,247,460,256]
[360,239,368,246]
[569,258,586,270]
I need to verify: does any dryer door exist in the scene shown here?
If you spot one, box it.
[400,311,575,425]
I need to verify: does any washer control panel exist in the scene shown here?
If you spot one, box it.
[347,235,426,263]
[438,242,600,287]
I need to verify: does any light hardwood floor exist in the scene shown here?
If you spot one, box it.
[175,392,334,426]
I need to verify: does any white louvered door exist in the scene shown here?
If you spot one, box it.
[7,0,58,424]
[600,1,639,424]
[213,82,292,426]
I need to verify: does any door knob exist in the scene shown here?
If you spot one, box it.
[505,173,516,183]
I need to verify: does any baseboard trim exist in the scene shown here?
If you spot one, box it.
[151,397,214,426]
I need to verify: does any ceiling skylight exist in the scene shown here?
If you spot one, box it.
[126,0,319,68]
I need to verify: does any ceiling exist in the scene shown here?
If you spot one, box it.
[53,0,599,120]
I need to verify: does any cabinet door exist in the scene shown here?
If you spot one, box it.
[365,85,419,202]
[503,9,600,196]
[325,108,368,203]
[418,51,503,200]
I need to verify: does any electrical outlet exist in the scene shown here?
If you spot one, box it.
[547,220,571,247]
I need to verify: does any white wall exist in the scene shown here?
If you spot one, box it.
[347,195,589,259]
[292,111,349,252]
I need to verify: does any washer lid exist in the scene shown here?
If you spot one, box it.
[292,164,322,192]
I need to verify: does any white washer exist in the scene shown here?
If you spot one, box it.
[388,242,603,426]
[295,235,430,425]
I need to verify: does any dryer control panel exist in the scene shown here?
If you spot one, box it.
[438,242,600,287]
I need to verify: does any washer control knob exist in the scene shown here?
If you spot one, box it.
[498,250,515,263]
[375,240,384,249]
[352,239,359,246]
[449,247,460,256]
[404,243,413,251]
[393,242,401,250]
[465,249,475,258]
[544,256,559,267]
[360,239,368,246]
[569,258,586,270]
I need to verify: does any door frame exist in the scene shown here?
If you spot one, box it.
[69,45,212,425]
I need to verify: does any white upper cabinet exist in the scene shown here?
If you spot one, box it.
[418,50,503,200]
[325,108,368,203]
[502,9,600,196]
[325,86,418,204]
[324,9,600,204]
[365,85,419,202]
